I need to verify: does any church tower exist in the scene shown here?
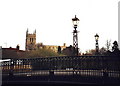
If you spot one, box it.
[25,29,36,51]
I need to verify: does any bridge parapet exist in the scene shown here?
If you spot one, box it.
[1,56,120,74]
[1,56,120,85]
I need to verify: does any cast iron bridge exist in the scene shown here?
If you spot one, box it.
[1,56,120,86]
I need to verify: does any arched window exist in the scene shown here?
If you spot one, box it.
[32,38,33,42]
[30,38,31,42]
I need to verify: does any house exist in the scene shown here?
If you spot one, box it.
[1,45,25,59]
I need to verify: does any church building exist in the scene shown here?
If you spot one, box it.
[25,29,67,52]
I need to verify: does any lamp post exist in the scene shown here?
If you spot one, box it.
[94,33,99,55]
[72,15,80,56]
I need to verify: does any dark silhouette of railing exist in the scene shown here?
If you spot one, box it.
[1,56,120,85]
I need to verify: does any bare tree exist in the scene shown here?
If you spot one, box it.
[106,40,111,51]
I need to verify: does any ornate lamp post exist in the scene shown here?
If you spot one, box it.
[94,33,99,55]
[72,15,80,56]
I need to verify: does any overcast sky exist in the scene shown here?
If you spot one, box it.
[0,0,119,53]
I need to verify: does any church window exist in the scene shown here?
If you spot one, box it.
[32,38,33,42]
[30,38,31,42]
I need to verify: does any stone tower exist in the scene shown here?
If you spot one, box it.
[25,29,36,51]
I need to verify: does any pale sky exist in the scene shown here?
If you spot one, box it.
[0,0,119,53]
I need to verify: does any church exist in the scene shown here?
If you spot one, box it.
[25,29,67,52]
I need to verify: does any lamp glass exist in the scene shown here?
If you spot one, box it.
[72,15,79,26]
[72,20,79,26]
[95,34,99,41]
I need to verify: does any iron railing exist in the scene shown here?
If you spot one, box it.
[1,56,120,85]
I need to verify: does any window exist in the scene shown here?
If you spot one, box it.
[30,38,34,42]
[32,38,33,42]
[30,38,31,42]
